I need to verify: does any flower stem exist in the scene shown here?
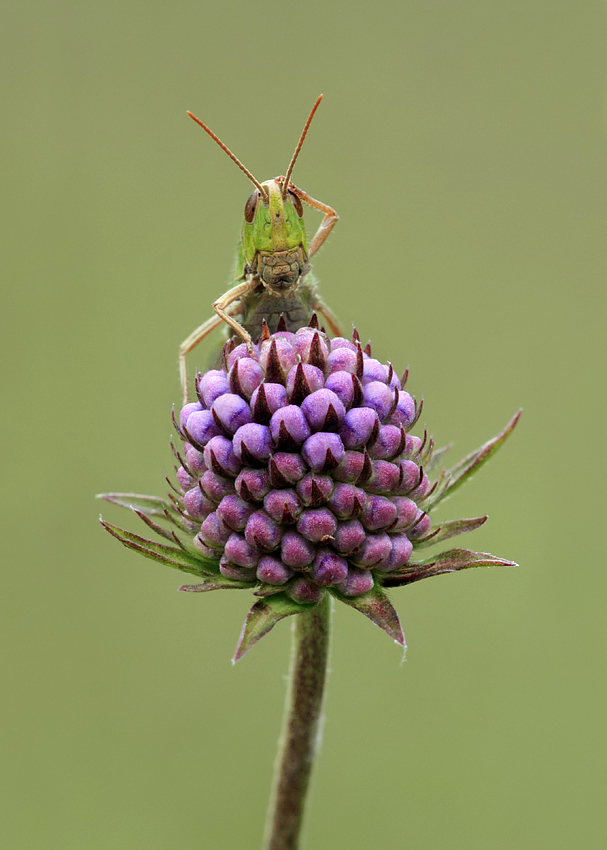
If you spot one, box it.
[263,593,331,850]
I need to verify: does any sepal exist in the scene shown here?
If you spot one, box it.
[233,593,311,662]
[428,410,521,509]
[381,548,518,587]
[412,516,488,549]
[179,579,253,592]
[333,585,405,647]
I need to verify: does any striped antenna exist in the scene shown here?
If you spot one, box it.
[282,94,324,197]
[187,111,268,200]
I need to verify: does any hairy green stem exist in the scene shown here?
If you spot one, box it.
[263,594,331,850]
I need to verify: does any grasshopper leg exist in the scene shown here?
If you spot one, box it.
[212,278,257,351]
[287,184,339,257]
[311,293,343,337]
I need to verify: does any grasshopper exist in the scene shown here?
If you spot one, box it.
[179,94,342,404]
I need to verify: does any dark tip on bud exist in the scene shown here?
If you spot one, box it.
[209,447,228,477]
[415,429,428,461]
[383,386,399,424]
[412,525,442,545]
[195,372,205,407]
[323,403,341,432]
[220,340,231,371]
[409,397,423,430]
[365,416,380,449]
[275,419,300,452]
[420,436,434,466]
[238,478,252,502]
[355,342,364,380]
[182,422,205,453]
[310,478,327,507]
[229,360,245,397]
[240,440,263,468]
[352,326,360,344]
[172,405,186,439]
[410,510,428,532]
[252,383,272,424]
[269,456,289,488]
[170,438,190,474]
[165,475,181,495]
[211,407,230,436]
[265,338,287,385]
[320,325,327,335]
[308,332,327,370]
[401,368,409,387]
[281,505,297,524]
[350,494,364,519]
[276,313,288,332]
[364,342,372,356]
[356,450,373,485]
[309,312,320,330]
[322,447,340,473]
[259,319,271,342]
[290,362,312,406]
[387,362,394,385]
[389,426,408,461]
[351,374,364,408]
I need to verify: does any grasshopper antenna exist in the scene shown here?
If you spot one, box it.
[187,111,269,201]
[282,94,324,197]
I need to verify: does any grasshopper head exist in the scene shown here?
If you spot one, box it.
[242,179,310,291]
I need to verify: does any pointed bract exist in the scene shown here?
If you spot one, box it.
[382,548,518,587]
[233,594,310,662]
[334,585,405,647]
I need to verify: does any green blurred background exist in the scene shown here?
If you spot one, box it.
[2,1,605,847]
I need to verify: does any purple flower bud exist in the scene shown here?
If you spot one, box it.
[392,497,419,529]
[185,446,207,476]
[183,485,214,520]
[233,423,273,463]
[226,343,259,370]
[408,511,431,539]
[332,450,367,483]
[296,508,337,543]
[350,532,392,567]
[368,425,403,460]
[270,405,311,448]
[363,381,394,421]
[326,347,358,375]
[340,407,379,449]
[200,511,231,548]
[280,531,315,568]
[286,577,324,604]
[185,410,221,448]
[301,389,346,431]
[361,496,398,531]
[310,548,349,586]
[301,432,345,472]
[329,337,356,352]
[200,469,236,503]
[263,489,303,523]
[256,556,293,586]
[286,363,325,401]
[296,474,334,506]
[228,358,264,399]
[408,473,431,501]
[391,391,416,429]
[219,555,257,582]
[328,483,366,519]
[324,371,356,409]
[375,534,413,571]
[251,383,288,418]
[293,328,329,364]
[333,520,366,554]
[177,466,195,490]
[235,467,271,502]
[366,460,400,494]
[193,534,221,559]
[224,532,260,567]
[216,494,255,531]
[259,337,297,375]
[336,567,375,597]
[404,435,423,458]
[394,460,422,495]
[244,510,282,551]
[198,370,230,408]
[180,401,202,430]
[362,358,388,384]
[212,393,253,434]
[269,452,307,486]
[203,435,242,478]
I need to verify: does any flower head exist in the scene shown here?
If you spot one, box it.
[99,316,520,661]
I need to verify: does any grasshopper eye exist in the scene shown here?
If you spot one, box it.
[244,191,259,223]
[289,192,304,218]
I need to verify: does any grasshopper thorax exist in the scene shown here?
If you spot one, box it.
[242,178,311,293]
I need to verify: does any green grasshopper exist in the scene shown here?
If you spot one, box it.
[179,94,342,404]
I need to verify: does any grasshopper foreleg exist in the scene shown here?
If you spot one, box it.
[287,185,339,257]
[179,278,254,405]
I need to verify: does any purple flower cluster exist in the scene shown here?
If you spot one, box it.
[176,322,431,602]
